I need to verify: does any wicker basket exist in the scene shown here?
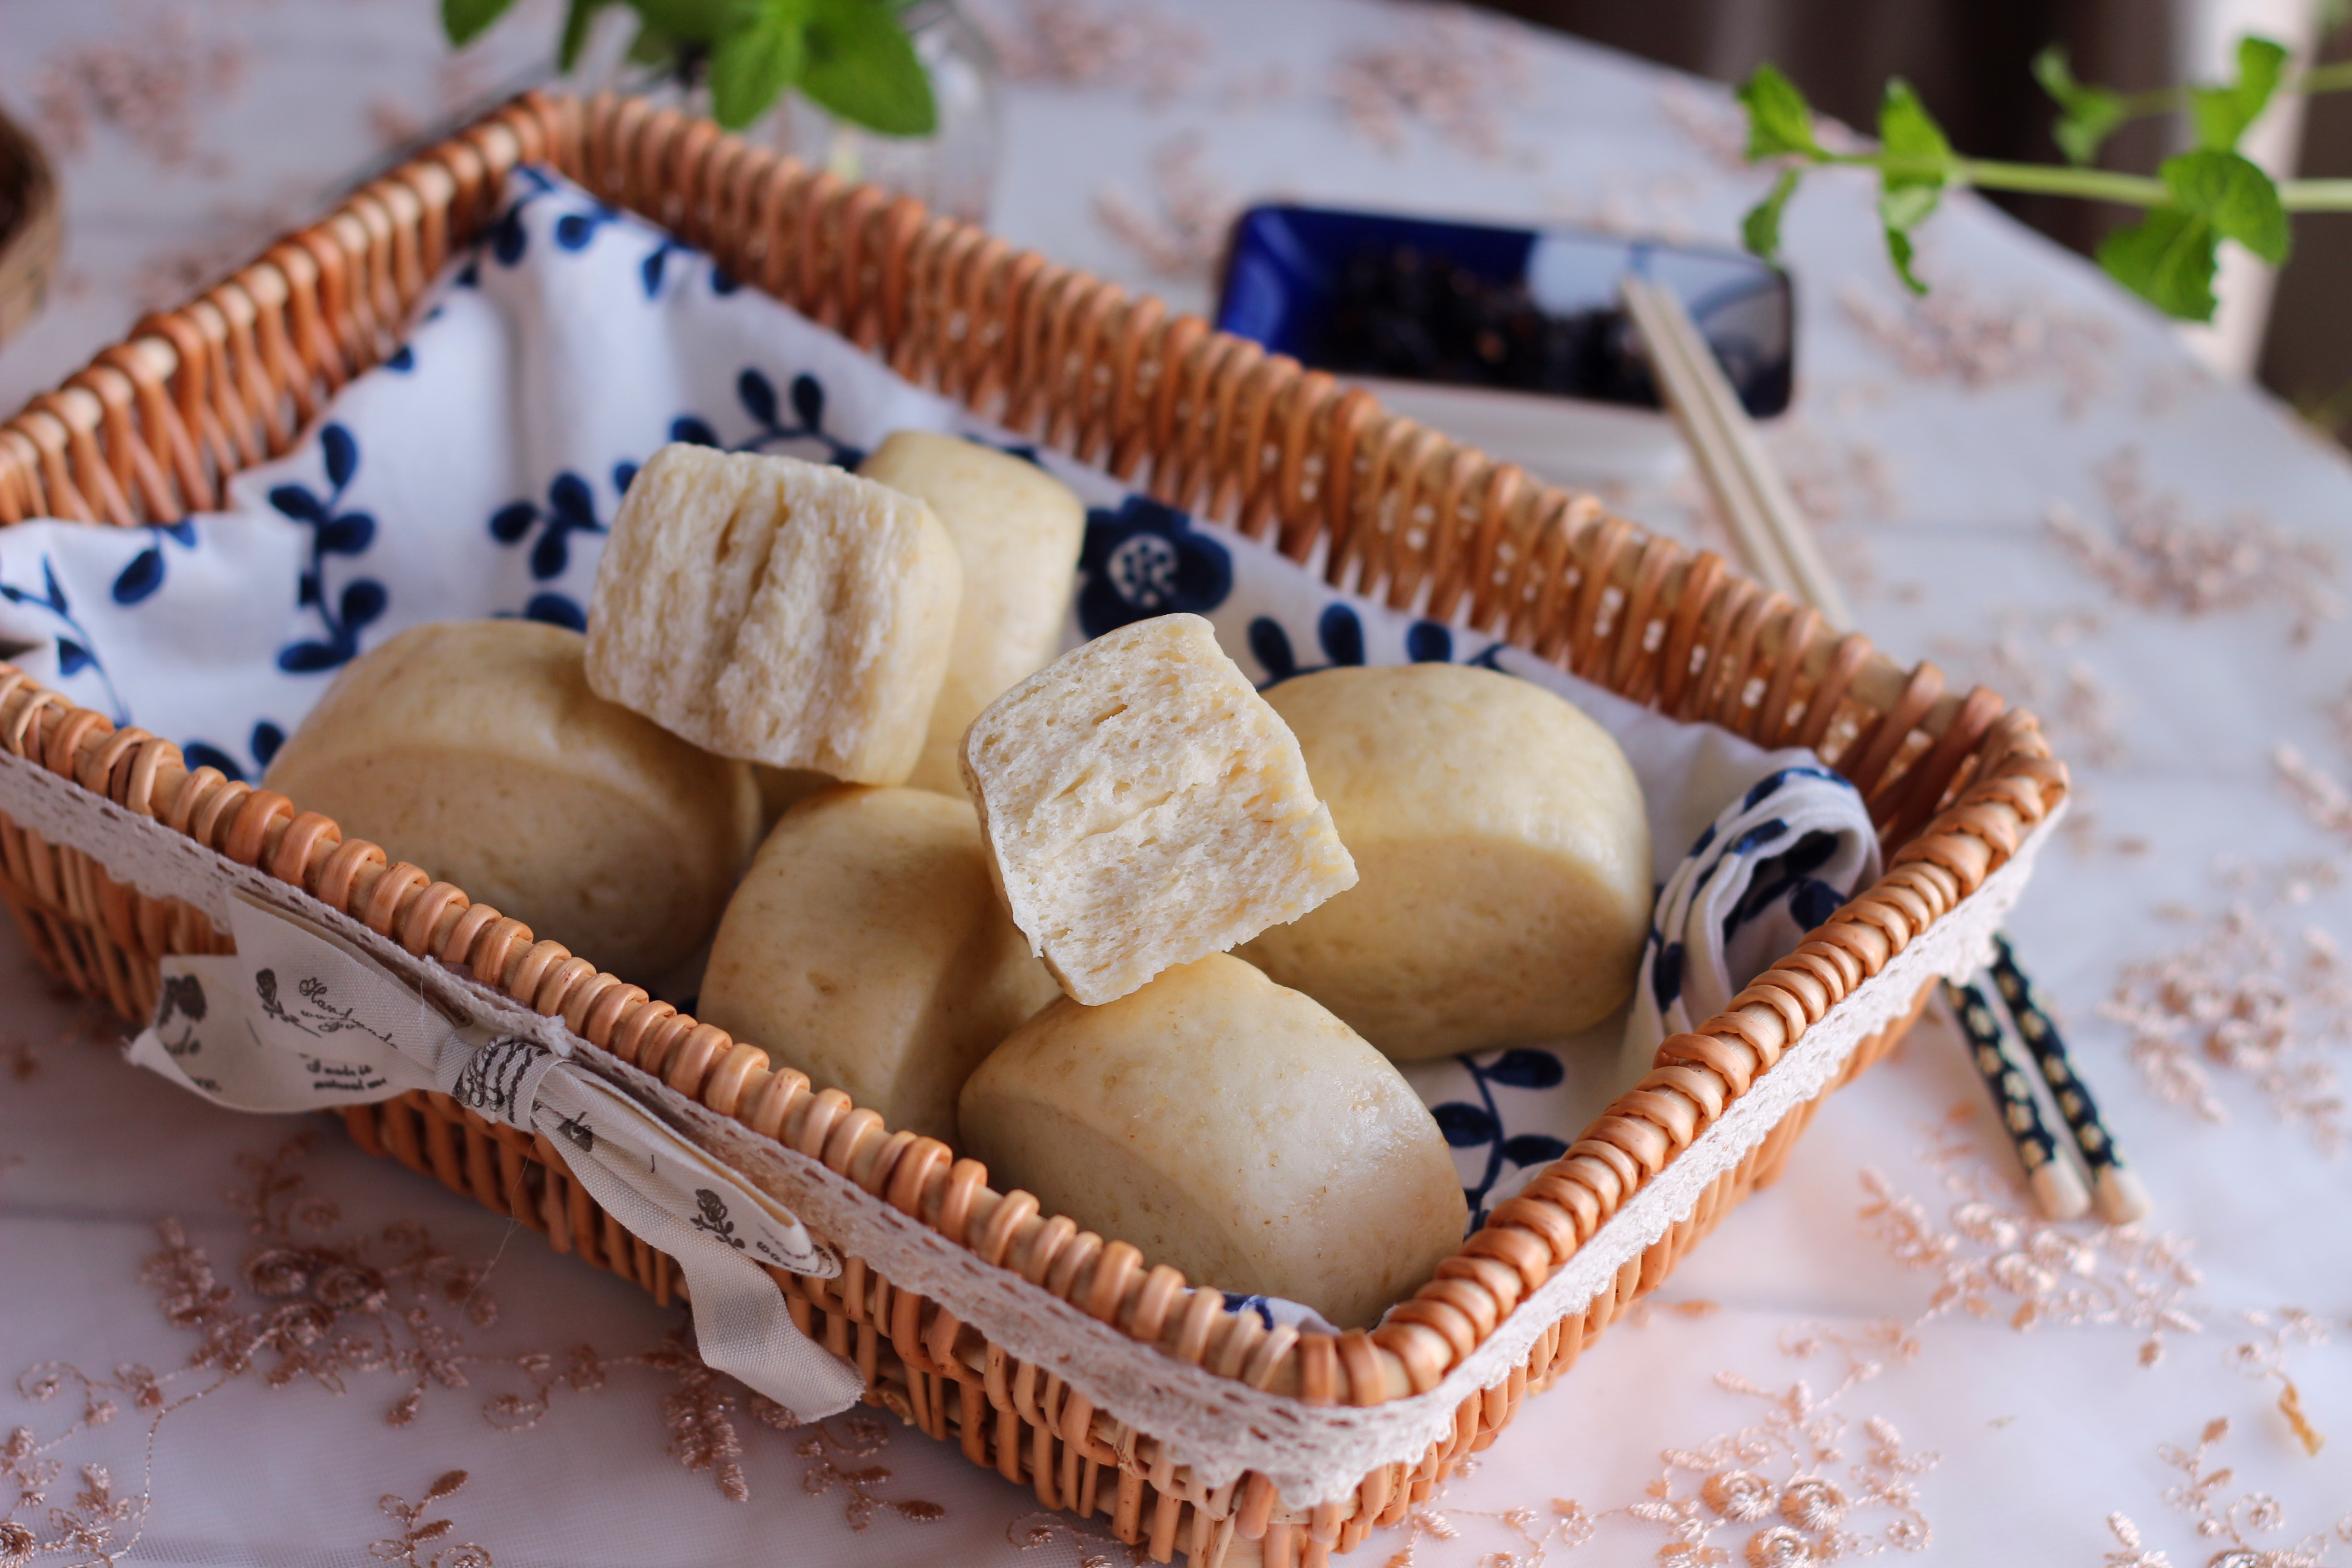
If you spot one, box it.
[0,108,62,349]
[0,92,2066,1568]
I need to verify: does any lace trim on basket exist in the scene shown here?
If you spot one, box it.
[0,739,2058,1506]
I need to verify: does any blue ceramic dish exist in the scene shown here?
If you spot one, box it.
[1214,204,1793,419]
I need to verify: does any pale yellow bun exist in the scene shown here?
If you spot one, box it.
[263,618,760,984]
[1239,662,1651,1059]
[858,432,1085,797]
[956,954,1465,1328]
[584,442,961,784]
[698,785,1058,1144]
[958,613,1357,1006]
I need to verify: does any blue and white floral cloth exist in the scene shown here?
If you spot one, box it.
[1617,762,1883,1091]
[0,167,1879,1244]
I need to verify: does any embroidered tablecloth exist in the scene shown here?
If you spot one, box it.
[1,2,2347,1563]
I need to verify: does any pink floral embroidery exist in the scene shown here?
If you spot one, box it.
[2102,902,2348,1155]
[1629,1324,1936,1565]
[1859,1114,2202,1363]
[1931,608,2126,769]
[970,0,1207,101]
[2046,450,2340,642]
[1838,281,2115,413]
[2328,684,2352,755]
[1363,1324,1931,1564]
[2273,745,2352,842]
[1009,1509,1152,1565]
[1378,1498,1597,1566]
[2,1135,945,1564]
[1330,8,1530,161]
[1092,136,1238,283]
[2226,1309,2333,1458]
[2103,1418,2352,1567]
[0,1437,136,1568]
[369,1470,492,1568]
[30,13,243,169]
[794,1416,947,1530]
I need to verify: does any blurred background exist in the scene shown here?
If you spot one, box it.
[1484,0,2352,440]
[2,0,2348,439]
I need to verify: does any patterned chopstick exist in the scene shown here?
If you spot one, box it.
[1624,274,2148,1226]
[1940,979,2091,1221]
[1985,935,2151,1224]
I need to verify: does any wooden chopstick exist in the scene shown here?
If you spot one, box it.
[1618,277,1805,604]
[1621,271,2148,1225]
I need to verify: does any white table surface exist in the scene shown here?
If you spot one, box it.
[2,2,2349,1563]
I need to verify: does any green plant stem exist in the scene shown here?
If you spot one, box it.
[2097,60,2352,114]
[2293,58,2352,94]
[1960,156,2169,200]
[2278,178,2352,208]
[1820,152,2352,210]
[1821,152,2162,200]
[2115,85,2189,117]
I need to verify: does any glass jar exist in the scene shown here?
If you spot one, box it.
[774,1,1002,225]
[572,2,1003,225]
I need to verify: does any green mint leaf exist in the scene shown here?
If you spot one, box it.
[1884,225,1927,295]
[559,0,614,69]
[2163,147,2290,263]
[2097,206,2220,320]
[1742,168,1801,260]
[2028,42,2078,99]
[1875,78,1949,287]
[2031,44,2127,166]
[1878,78,1953,164]
[800,0,936,137]
[710,5,806,128]
[1736,64,1819,159]
[1879,179,1940,235]
[2190,34,2288,151]
[2053,97,2126,167]
[629,0,761,45]
[441,0,519,46]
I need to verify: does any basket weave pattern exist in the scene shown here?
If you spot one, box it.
[0,93,2065,1567]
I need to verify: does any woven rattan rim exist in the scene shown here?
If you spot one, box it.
[0,91,2067,1418]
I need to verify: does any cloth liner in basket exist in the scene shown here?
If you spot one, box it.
[0,93,2068,1567]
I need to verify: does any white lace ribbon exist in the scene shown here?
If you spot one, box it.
[128,889,866,1421]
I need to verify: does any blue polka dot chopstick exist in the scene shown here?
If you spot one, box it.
[1941,978,2090,1220]
[1624,274,2147,1226]
[1986,935,2150,1223]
